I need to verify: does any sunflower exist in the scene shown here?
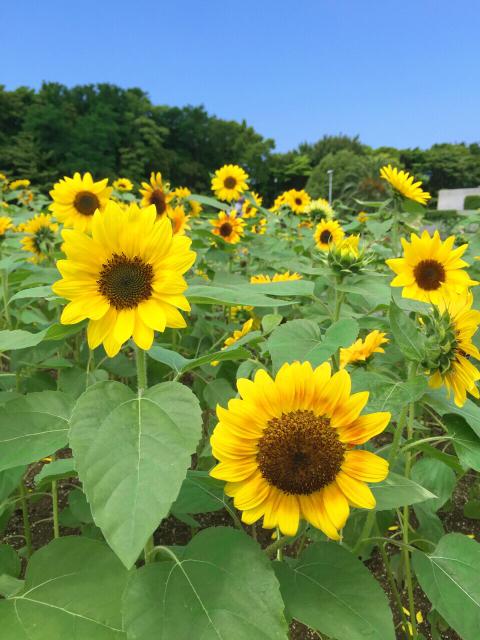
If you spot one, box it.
[139,172,172,219]
[380,164,431,205]
[251,218,267,235]
[305,198,334,220]
[340,330,389,368]
[286,189,311,214]
[52,201,196,357]
[211,319,254,367]
[250,271,302,284]
[386,230,477,303]
[427,293,480,406]
[168,205,190,235]
[9,179,30,190]
[113,178,133,192]
[211,165,249,202]
[242,192,263,218]
[0,173,7,183]
[210,361,390,537]
[357,211,368,223]
[270,192,288,213]
[21,213,59,263]
[18,190,34,206]
[314,219,345,250]
[210,211,245,244]
[0,216,13,239]
[49,172,112,232]
[168,187,202,217]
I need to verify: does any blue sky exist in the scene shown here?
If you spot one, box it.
[2,1,479,152]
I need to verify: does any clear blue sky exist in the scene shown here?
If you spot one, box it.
[2,0,479,152]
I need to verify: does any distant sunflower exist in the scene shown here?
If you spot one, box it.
[211,165,249,202]
[306,198,334,220]
[270,192,288,213]
[211,319,254,366]
[386,230,477,303]
[0,216,13,240]
[21,213,58,263]
[210,211,245,244]
[428,293,480,407]
[52,201,196,357]
[314,219,345,250]
[210,361,390,537]
[357,211,368,224]
[286,189,311,214]
[250,271,302,284]
[242,192,263,218]
[113,178,133,192]
[168,205,190,235]
[251,217,267,234]
[380,164,431,205]
[50,172,112,232]
[139,172,171,219]
[9,179,30,190]
[340,330,389,368]
[168,186,202,217]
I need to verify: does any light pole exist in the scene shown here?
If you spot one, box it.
[327,169,334,205]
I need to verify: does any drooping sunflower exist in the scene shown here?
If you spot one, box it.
[210,211,245,244]
[113,178,133,192]
[139,172,171,219]
[21,213,59,263]
[168,205,190,235]
[286,189,311,214]
[49,172,112,232]
[427,292,480,407]
[314,219,345,250]
[211,165,249,202]
[380,164,431,205]
[0,216,13,240]
[242,192,263,218]
[9,179,30,190]
[386,230,477,303]
[210,361,390,537]
[168,186,202,217]
[52,201,196,357]
[340,330,389,368]
[305,198,334,220]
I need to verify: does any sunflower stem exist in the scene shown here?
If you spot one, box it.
[19,479,33,558]
[135,346,148,397]
[402,395,417,638]
[388,362,417,464]
[275,528,283,560]
[2,269,11,329]
[265,533,291,557]
[379,541,410,635]
[351,509,376,556]
[331,278,345,372]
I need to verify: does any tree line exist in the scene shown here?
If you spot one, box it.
[1,82,479,206]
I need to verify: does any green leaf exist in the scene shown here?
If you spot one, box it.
[171,470,226,515]
[0,544,21,577]
[411,458,456,512]
[70,380,202,568]
[123,527,288,639]
[261,313,283,334]
[351,371,428,413]
[0,537,128,639]
[0,392,72,471]
[148,344,250,374]
[413,533,480,640]
[275,541,395,640]
[388,299,425,361]
[267,318,358,371]
[186,284,294,307]
[9,285,56,302]
[43,322,85,342]
[443,413,480,471]
[0,574,24,598]
[0,328,48,350]
[35,458,77,487]
[189,193,229,211]
[371,472,436,510]
[425,390,480,438]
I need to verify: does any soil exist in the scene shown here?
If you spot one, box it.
[2,453,478,640]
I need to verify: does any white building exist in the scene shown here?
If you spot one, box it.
[437,187,480,210]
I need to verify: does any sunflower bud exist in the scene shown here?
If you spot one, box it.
[419,306,458,374]
[325,235,373,276]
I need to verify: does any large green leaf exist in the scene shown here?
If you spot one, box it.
[0,329,48,350]
[371,472,436,510]
[443,413,480,471]
[424,389,480,437]
[411,457,456,513]
[267,318,358,372]
[351,370,428,414]
[148,344,250,374]
[413,534,480,640]
[388,299,425,361]
[0,392,72,471]
[0,537,128,639]
[123,527,288,639]
[186,284,294,307]
[171,470,226,515]
[275,541,395,640]
[70,380,202,568]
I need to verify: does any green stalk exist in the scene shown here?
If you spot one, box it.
[19,480,33,557]
[52,478,60,539]
[331,279,345,372]
[275,527,283,561]
[402,396,417,638]
[2,269,11,329]
[379,542,410,634]
[265,533,291,557]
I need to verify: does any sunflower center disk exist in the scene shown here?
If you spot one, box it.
[149,189,167,216]
[320,230,333,244]
[295,198,302,205]
[98,253,154,310]
[257,410,345,495]
[223,177,237,189]
[220,222,233,237]
[413,259,446,291]
[74,191,100,216]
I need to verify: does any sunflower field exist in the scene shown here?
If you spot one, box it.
[0,164,480,640]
